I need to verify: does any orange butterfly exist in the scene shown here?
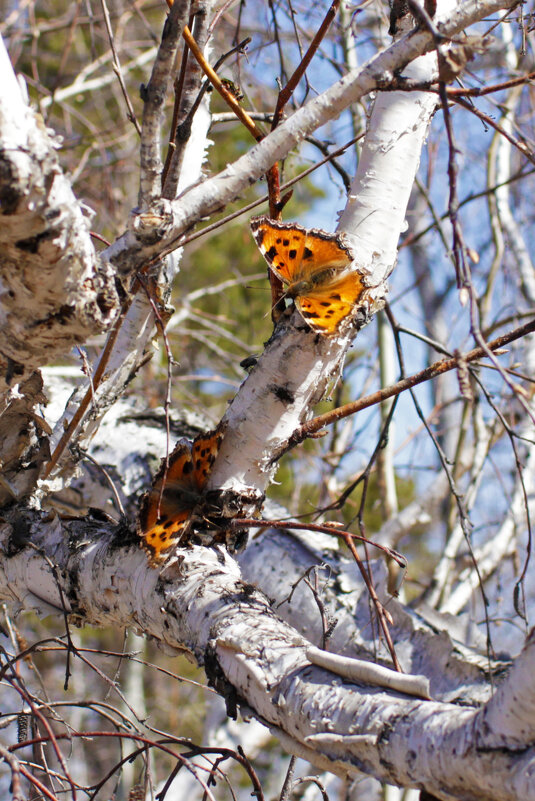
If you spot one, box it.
[251,216,368,335]
[138,424,225,563]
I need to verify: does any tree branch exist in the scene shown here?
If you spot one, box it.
[0,512,531,801]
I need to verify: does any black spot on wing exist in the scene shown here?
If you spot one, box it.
[303,247,313,260]
[250,223,264,243]
[266,246,277,262]
[288,249,297,260]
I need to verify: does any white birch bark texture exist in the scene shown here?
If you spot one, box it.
[0,37,119,399]
[0,514,533,801]
[0,36,119,502]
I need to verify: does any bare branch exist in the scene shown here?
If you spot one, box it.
[138,1,191,206]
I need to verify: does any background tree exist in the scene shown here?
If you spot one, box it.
[0,1,534,800]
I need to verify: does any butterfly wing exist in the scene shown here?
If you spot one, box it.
[190,424,226,490]
[138,442,197,562]
[251,216,354,283]
[140,509,192,563]
[297,271,367,334]
[138,424,226,564]
[251,216,364,335]
[250,216,307,285]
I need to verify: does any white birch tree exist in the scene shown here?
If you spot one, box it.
[0,1,534,800]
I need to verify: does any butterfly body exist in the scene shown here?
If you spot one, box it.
[138,424,225,563]
[251,216,368,335]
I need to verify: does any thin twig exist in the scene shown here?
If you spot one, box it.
[43,304,131,479]
[230,518,407,567]
[272,0,342,130]
[0,742,23,801]
[99,0,141,134]
[288,318,535,448]
[279,755,297,801]
[181,24,263,141]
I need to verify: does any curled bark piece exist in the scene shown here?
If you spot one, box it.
[306,645,432,699]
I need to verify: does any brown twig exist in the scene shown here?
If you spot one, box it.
[230,518,407,567]
[446,72,535,97]
[99,0,141,135]
[438,78,468,290]
[168,2,286,315]
[0,742,23,801]
[341,529,401,671]
[42,305,130,479]
[162,34,252,195]
[288,318,535,449]
[266,0,342,311]
[181,24,264,141]
[272,0,342,130]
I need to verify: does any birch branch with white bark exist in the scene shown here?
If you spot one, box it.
[0,514,531,801]
[197,0,458,517]
[34,391,503,703]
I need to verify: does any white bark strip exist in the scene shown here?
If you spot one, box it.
[306,646,431,699]
[337,10,452,274]
[0,516,533,801]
